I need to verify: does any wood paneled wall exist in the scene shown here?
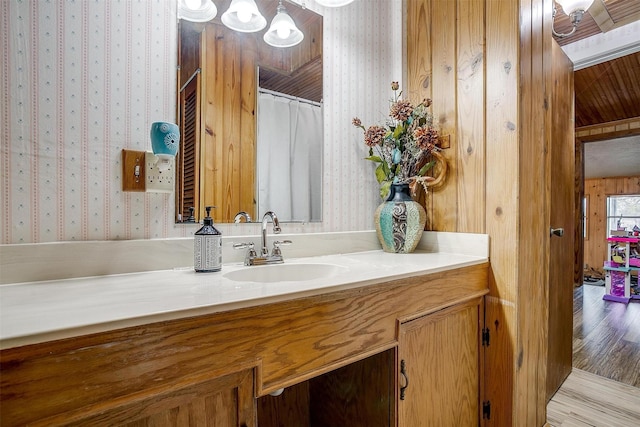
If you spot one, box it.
[406,0,560,425]
[200,23,258,223]
[583,176,640,274]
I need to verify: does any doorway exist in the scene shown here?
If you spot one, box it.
[575,139,640,388]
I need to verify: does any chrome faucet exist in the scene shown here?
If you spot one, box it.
[261,211,281,256]
[233,211,292,266]
[233,211,252,223]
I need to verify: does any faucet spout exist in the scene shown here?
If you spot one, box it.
[261,211,281,256]
[233,211,252,223]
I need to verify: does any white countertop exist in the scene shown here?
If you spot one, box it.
[0,231,489,349]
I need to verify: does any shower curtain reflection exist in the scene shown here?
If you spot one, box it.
[257,91,323,222]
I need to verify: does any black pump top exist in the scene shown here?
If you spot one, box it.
[185,207,196,223]
[195,206,221,235]
[203,206,213,226]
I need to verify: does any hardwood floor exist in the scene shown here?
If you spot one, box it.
[572,285,640,387]
[547,285,640,426]
[547,368,640,426]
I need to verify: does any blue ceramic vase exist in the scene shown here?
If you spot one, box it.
[150,122,180,158]
[374,183,426,253]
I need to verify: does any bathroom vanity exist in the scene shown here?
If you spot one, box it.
[0,232,488,426]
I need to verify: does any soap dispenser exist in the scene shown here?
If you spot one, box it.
[194,206,222,272]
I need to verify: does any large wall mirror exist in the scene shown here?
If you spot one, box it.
[176,0,323,224]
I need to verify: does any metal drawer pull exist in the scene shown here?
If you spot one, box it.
[400,359,409,400]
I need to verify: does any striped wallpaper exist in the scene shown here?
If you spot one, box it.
[1,0,403,244]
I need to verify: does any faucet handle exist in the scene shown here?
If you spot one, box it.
[234,242,257,256]
[234,242,258,265]
[272,240,292,256]
[233,242,254,250]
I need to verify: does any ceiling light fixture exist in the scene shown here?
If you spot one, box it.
[221,0,267,33]
[264,1,304,48]
[315,0,355,7]
[552,0,594,38]
[178,0,218,22]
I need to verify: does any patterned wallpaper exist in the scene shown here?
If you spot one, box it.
[1,0,403,244]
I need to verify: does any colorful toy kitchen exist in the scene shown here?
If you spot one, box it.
[603,229,640,303]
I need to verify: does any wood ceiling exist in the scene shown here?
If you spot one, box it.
[552,0,640,128]
[574,52,640,127]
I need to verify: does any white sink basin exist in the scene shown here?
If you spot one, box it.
[223,263,347,283]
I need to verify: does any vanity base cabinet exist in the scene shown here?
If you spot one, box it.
[398,298,483,427]
[0,264,488,426]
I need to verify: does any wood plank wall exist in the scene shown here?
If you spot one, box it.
[583,176,640,274]
[406,0,556,425]
[201,24,258,223]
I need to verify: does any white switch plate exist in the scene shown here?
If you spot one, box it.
[145,152,175,193]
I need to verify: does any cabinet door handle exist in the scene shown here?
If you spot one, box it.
[400,359,409,400]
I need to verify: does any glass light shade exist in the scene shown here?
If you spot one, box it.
[178,0,218,22]
[263,6,304,48]
[315,0,355,7]
[555,0,594,14]
[221,0,267,33]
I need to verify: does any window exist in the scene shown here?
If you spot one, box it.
[606,195,640,236]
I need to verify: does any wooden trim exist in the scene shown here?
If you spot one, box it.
[396,289,488,324]
[583,194,589,241]
[589,0,615,33]
[576,141,585,287]
[576,117,640,142]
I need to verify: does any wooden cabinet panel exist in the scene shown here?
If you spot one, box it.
[398,298,482,427]
[30,370,255,427]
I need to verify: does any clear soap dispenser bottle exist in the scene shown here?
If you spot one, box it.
[194,206,222,272]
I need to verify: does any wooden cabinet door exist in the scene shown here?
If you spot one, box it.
[47,369,256,427]
[398,299,482,427]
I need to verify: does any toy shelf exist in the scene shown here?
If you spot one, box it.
[603,237,639,303]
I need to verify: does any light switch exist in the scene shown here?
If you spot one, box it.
[122,149,146,192]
